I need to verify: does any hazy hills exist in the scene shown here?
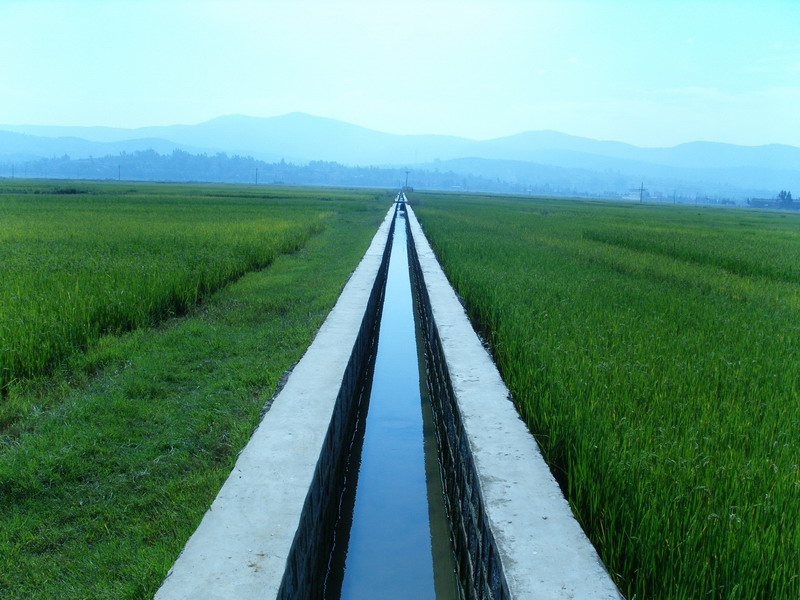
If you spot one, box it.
[0,129,213,163]
[1,113,798,199]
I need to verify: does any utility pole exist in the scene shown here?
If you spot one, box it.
[118,165,121,181]
[639,181,647,204]
[255,168,259,185]
[404,169,410,188]
[11,164,14,179]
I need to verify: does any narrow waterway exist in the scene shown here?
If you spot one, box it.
[324,202,460,600]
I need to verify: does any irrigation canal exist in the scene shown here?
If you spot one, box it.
[323,200,461,599]
[154,195,624,600]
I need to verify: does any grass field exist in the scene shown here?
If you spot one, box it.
[414,192,800,600]
[0,180,388,599]
[0,181,333,398]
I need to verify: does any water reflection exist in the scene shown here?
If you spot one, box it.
[324,208,459,600]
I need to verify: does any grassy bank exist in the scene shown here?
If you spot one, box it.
[414,192,800,600]
[0,181,359,398]
[0,181,388,599]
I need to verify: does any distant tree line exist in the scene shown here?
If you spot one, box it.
[0,149,520,193]
[2,150,789,205]
[0,149,648,198]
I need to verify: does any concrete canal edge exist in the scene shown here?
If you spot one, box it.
[406,204,623,600]
[155,200,624,599]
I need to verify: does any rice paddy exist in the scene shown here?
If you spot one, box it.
[4,179,797,599]
[0,182,378,398]
[413,192,800,600]
[0,180,387,599]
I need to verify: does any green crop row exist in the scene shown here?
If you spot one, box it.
[0,181,381,402]
[583,222,800,284]
[414,192,800,600]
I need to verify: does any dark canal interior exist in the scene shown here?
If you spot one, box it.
[323,204,461,600]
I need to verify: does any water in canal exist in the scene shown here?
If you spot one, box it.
[324,204,460,600]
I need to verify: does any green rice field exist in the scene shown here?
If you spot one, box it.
[0,181,380,397]
[0,180,387,599]
[414,192,799,600]
[3,179,797,599]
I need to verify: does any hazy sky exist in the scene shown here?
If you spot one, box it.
[2,0,799,147]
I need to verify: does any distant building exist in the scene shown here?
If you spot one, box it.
[747,198,783,209]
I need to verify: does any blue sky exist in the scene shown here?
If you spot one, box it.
[2,0,799,147]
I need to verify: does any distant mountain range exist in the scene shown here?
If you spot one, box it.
[1,112,798,200]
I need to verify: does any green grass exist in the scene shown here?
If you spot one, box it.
[413,192,800,600]
[0,181,388,599]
